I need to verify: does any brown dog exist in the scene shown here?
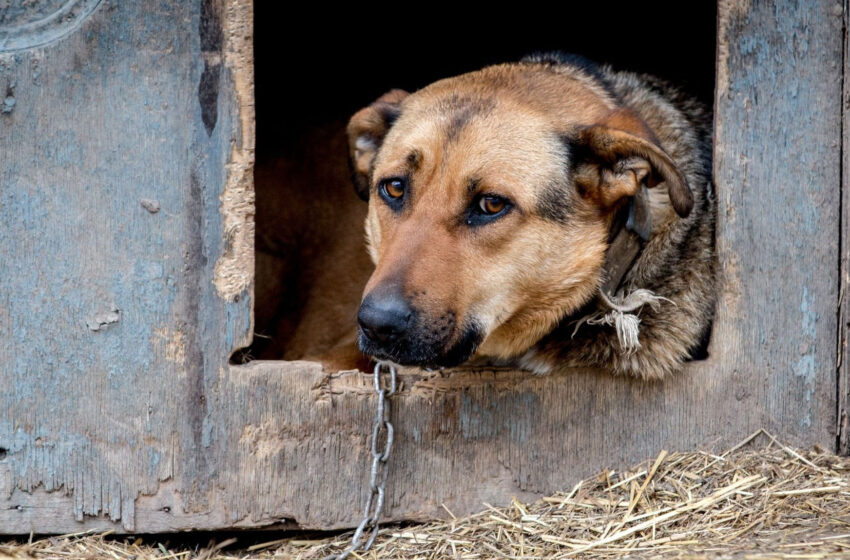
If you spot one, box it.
[346,53,716,379]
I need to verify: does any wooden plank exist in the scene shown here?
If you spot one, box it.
[0,0,844,534]
[714,0,842,448]
[0,0,255,531]
[840,0,850,455]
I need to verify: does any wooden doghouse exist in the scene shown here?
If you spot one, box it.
[0,0,845,533]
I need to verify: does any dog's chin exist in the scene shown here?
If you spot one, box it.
[358,324,483,370]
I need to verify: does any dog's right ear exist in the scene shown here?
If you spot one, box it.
[570,125,693,218]
[346,89,409,201]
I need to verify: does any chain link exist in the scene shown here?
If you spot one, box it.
[325,361,398,560]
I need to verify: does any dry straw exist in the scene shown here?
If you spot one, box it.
[2,429,849,559]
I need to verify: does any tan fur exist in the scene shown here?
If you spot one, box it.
[346,56,716,379]
[251,57,715,379]
[251,56,715,379]
[359,83,613,358]
[516,60,716,379]
[248,53,715,380]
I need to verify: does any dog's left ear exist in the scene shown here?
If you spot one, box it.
[347,89,410,201]
[570,125,693,217]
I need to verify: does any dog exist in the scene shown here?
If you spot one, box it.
[345,53,716,379]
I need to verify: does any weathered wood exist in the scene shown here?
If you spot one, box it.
[0,0,844,533]
[713,0,841,451]
[0,0,255,531]
[839,0,850,455]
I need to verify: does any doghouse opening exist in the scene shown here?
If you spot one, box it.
[232,4,717,367]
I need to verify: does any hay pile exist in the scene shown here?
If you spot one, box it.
[2,430,849,559]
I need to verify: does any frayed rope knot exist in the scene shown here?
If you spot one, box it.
[572,289,673,355]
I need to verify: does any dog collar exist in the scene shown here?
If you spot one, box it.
[600,184,651,295]
[570,185,666,355]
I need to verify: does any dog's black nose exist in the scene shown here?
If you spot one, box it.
[358,293,412,345]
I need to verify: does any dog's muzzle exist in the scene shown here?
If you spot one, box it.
[357,290,482,368]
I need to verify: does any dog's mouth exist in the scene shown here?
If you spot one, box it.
[358,322,483,369]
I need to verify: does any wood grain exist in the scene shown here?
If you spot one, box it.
[840,0,850,455]
[714,0,842,450]
[0,0,844,533]
[0,0,255,531]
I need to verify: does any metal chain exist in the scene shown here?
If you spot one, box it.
[325,361,398,560]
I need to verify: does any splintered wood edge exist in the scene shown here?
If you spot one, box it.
[213,0,255,303]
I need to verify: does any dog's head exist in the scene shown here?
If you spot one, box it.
[347,59,692,369]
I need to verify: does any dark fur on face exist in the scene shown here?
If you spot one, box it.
[358,313,484,369]
[347,53,716,379]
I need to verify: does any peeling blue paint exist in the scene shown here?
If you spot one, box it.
[0,0,252,529]
[793,286,818,428]
[147,448,162,478]
[41,129,84,168]
[720,1,839,440]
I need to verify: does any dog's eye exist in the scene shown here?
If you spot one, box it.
[377,178,407,211]
[466,194,512,226]
[380,179,405,200]
[479,196,507,215]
